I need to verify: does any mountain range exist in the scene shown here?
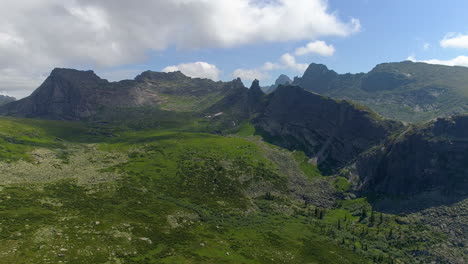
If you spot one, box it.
[0,63,466,263]
[288,61,468,123]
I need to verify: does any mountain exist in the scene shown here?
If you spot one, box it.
[0,68,244,120]
[0,67,466,263]
[291,61,468,122]
[264,74,292,93]
[355,114,468,199]
[207,83,402,174]
[0,94,15,105]
[253,85,402,174]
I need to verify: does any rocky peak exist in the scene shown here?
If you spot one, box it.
[247,79,265,107]
[274,74,292,86]
[295,63,338,92]
[135,70,188,82]
[231,77,244,88]
[264,74,293,93]
[249,79,262,93]
[48,68,103,84]
[303,63,335,75]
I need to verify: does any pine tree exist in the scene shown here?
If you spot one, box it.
[379,212,384,225]
[319,209,324,219]
[359,208,367,222]
[337,219,341,230]
[369,209,375,226]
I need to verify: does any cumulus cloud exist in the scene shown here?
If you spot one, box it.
[295,40,335,56]
[407,55,468,67]
[280,53,309,72]
[0,0,359,97]
[440,33,468,49]
[163,62,221,80]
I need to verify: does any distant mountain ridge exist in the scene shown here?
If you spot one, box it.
[0,95,15,106]
[286,61,468,122]
[263,74,292,93]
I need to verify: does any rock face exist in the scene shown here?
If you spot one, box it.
[207,79,266,120]
[0,68,243,120]
[293,61,468,122]
[254,85,402,173]
[356,115,468,196]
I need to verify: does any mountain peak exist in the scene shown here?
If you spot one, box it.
[250,79,261,90]
[274,74,292,86]
[49,68,102,82]
[248,79,264,99]
[294,63,338,92]
[135,70,188,82]
[303,63,335,75]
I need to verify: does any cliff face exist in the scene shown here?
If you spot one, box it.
[254,85,402,173]
[356,115,468,196]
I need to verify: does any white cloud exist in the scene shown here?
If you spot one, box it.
[423,43,430,51]
[440,33,468,49]
[280,53,309,72]
[295,40,335,56]
[232,69,270,83]
[0,0,359,98]
[233,52,308,83]
[407,55,468,67]
[163,62,221,80]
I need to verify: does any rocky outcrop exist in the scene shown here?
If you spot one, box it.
[254,85,402,173]
[356,115,468,196]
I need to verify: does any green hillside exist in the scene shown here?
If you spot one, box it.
[0,117,454,264]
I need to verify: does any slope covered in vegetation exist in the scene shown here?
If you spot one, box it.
[0,117,460,264]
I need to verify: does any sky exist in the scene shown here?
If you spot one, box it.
[1,0,468,98]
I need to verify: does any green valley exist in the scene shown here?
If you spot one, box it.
[0,116,461,263]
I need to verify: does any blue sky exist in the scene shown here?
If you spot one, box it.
[1,0,468,97]
[97,0,468,86]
